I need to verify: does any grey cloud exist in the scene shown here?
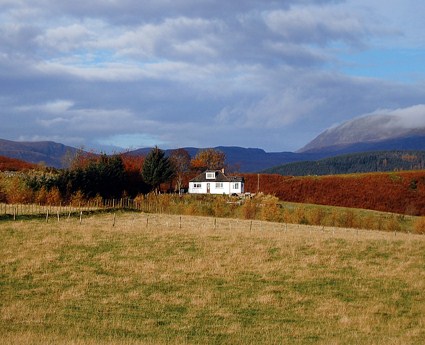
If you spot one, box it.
[0,0,424,152]
[264,6,370,47]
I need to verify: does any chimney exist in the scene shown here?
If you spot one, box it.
[221,168,225,174]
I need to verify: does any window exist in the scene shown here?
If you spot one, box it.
[206,172,216,179]
[216,182,223,188]
[233,183,239,189]
[193,183,201,188]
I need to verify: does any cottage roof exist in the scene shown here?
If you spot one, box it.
[190,170,244,183]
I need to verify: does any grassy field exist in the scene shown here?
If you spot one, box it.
[1,212,425,344]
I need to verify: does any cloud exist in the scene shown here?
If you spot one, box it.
[16,100,74,114]
[377,105,425,129]
[97,133,167,149]
[35,24,92,52]
[0,0,424,153]
[216,89,324,128]
[264,5,370,47]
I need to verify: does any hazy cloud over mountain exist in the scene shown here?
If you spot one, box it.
[1,0,424,152]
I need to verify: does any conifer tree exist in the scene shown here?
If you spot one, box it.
[142,146,175,192]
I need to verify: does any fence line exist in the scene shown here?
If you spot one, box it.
[0,197,416,236]
[0,197,170,218]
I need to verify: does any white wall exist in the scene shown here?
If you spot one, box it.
[189,182,244,195]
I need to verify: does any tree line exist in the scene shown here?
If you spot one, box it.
[14,147,226,202]
[264,151,425,176]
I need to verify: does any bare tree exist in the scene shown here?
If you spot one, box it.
[170,148,191,194]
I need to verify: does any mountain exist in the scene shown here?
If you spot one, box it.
[0,139,319,172]
[0,139,79,168]
[127,146,323,172]
[298,113,425,154]
[264,151,425,176]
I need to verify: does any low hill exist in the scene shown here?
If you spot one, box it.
[0,138,79,168]
[264,151,425,176]
[242,171,425,216]
[0,155,37,171]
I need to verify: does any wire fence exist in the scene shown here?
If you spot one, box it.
[0,197,420,236]
[0,197,181,220]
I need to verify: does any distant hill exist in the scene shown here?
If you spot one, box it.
[2,139,321,172]
[0,139,79,168]
[127,146,323,172]
[3,130,425,173]
[264,151,425,176]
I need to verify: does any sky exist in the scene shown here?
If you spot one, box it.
[1,0,425,153]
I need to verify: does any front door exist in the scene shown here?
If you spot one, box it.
[207,183,210,194]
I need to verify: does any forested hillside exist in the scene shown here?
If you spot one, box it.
[243,171,425,216]
[264,151,425,176]
[0,155,37,171]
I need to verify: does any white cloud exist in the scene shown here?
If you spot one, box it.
[35,24,91,52]
[379,105,425,129]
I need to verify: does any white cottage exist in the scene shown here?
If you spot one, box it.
[189,170,244,195]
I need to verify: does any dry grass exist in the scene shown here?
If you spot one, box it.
[1,212,425,344]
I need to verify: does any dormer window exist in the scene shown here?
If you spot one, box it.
[206,172,216,179]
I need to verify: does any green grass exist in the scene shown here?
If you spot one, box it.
[1,213,425,344]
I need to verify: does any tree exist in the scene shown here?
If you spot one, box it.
[170,148,191,194]
[142,147,175,192]
[191,148,226,171]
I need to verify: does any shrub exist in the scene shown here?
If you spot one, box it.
[5,177,34,204]
[413,217,425,234]
[259,195,281,222]
[46,187,62,205]
[241,199,257,220]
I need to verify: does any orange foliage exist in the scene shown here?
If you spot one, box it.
[68,151,98,169]
[121,155,145,173]
[190,148,226,171]
[0,156,37,171]
[242,171,425,216]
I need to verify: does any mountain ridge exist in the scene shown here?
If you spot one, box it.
[2,137,425,173]
[299,112,425,153]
